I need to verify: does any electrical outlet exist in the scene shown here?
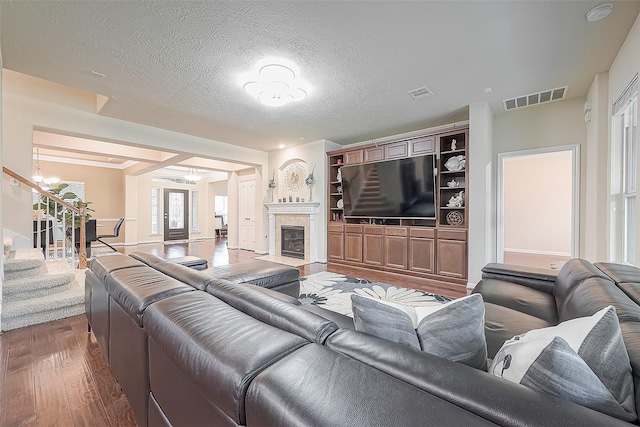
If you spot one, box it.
[521,237,527,243]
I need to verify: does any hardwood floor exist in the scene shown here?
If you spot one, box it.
[0,236,464,426]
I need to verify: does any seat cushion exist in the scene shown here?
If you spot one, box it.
[205,260,299,289]
[484,302,555,359]
[473,279,558,324]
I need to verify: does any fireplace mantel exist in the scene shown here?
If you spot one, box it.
[264,202,320,262]
[264,202,321,215]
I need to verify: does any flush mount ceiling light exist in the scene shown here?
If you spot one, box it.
[586,3,613,22]
[243,63,307,107]
[184,167,202,182]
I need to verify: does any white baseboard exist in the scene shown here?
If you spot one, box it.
[254,250,268,255]
[503,248,571,257]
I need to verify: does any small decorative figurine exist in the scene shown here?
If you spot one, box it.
[336,167,342,183]
[447,179,459,188]
[451,139,457,151]
[447,190,465,208]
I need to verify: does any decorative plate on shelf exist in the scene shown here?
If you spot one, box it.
[283,162,307,193]
[444,155,466,171]
[446,210,464,226]
[337,199,344,209]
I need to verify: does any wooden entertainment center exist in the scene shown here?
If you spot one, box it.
[327,126,469,295]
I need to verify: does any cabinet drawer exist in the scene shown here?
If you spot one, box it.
[364,146,384,163]
[345,224,363,234]
[438,229,467,241]
[363,225,384,235]
[345,149,364,165]
[385,141,408,159]
[385,226,408,237]
[410,228,435,238]
[409,136,435,155]
[328,224,344,233]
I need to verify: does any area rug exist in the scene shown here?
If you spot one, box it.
[298,271,452,317]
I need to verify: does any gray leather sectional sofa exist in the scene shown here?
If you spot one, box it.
[86,253,636,426]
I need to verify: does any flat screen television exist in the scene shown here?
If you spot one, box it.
[341,154,437,219]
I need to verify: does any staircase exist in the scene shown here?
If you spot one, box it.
[2,237,85,331]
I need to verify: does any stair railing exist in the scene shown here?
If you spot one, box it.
[3,167,87,269]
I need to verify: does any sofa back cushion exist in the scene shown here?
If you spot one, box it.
[145,291,308,426]
[206,279,338,344]
[90,253,146,282]
[596,262,640,306]
[106,266,193,326]
[554,259,613,315]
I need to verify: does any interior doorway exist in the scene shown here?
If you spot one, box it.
[497,145,580,270]
[164,188,189,241]
[238,178,256,250]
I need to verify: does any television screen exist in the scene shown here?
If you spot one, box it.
[341,154,436,219]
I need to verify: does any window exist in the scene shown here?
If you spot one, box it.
[191,190,199,233]
[613,75,638,264]
[215,195,228,225]
[151,187,160,234]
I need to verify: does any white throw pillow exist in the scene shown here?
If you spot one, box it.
[489,306,636,422]
[351,294,487,370]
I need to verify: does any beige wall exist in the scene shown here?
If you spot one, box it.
[503,152,573,255]
[35,159,126,244]
[494,97,587,257]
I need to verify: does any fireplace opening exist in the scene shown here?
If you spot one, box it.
[281,225,305,259]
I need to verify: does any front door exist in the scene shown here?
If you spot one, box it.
[164,188,189,241]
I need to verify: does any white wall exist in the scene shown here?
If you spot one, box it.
[268,139,335,261]
[584,72,610,261]
[1,46,4,331]
[608,12,640,265]
[469,101,494,287]
[1,70,269,241]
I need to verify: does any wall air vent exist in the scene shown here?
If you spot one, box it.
[407,86,434,100]
[503,86,568,111]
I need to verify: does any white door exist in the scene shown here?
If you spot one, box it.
[239,179,256,250]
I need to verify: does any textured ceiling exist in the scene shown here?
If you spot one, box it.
[2,1,640,152]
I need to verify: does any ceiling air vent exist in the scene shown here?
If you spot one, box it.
[503,86,568,111]
[407,86,434,100]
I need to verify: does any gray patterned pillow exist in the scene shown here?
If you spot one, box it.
[489,306,636,422]
[351,294,487,370]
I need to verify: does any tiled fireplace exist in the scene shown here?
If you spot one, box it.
[264,202,320,262]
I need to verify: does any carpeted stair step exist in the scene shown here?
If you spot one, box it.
[1,279,84,331]
[4,258,48,280]
[2,272,76,302]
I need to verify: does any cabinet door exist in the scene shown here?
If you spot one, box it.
[384,235,408,270]
[363,234,384,266]
[409,136,435,155]
[409,237,435,274]
[364,146,384,163]
[328,232,344,260]
[345,149,364,165]
[344,233,363,263]
[436,239,467,278]
[385,141,408,159]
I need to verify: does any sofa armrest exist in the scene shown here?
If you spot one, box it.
[481,263,558,294]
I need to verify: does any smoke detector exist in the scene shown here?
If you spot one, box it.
[586,4,613,22]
